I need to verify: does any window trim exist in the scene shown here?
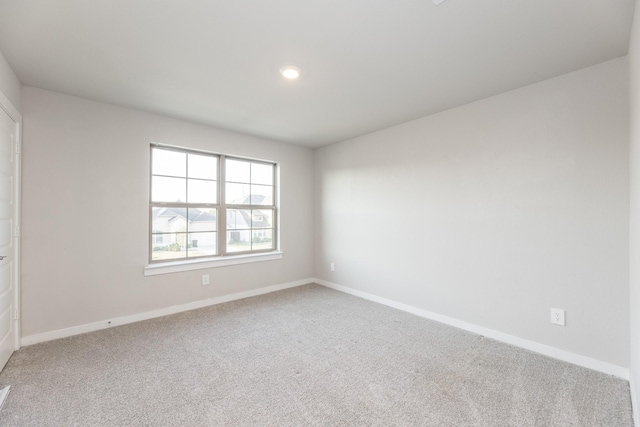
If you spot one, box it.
[148,143,280,270]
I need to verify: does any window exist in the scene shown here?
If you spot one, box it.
[150,145,277,263]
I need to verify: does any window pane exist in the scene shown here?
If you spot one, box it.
[152,176,186,202]
[153,207,216,232]
[188,232,217,257]
[226,159,250,183]
[251,209,273,229]
[151,233,187,260]
[188,179,217,204]
[189,208,217,232]
[188,153,217,180]
[152,207,188,233]
[250,185,273,205]
[227,230,251,253]
[227,209,251,230]
[251,163,273,185]
[252,229,273,251]
[152,148,186,177]
[226,182,250,204]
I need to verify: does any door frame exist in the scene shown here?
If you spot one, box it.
[0,90,21,352]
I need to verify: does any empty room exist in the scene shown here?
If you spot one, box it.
[0,0,639,425]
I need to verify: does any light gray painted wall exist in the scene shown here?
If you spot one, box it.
[628,1,640,419]
[314,58,630,367]
[0,49,20,111]
[20,86,314,336]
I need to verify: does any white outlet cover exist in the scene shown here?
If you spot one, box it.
[550,308,565,326]
[202,274,210,285]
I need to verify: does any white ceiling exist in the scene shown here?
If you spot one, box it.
[0,0,635,147]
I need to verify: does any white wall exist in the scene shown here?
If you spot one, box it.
[315,58,630,368]
[0,49,20,111]
[628,0,640,421]
[20,86,314,337]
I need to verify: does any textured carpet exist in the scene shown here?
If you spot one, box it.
[0,284,633,426]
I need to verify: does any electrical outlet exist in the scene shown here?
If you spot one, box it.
[202,274,210,285]
[550,308,565,326]
[330,262,335,272]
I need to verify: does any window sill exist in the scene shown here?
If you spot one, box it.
[144,251,283,276]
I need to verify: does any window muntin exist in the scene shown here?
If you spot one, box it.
[150,146,276,262]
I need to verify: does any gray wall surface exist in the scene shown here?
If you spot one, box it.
[315,58,630,368]
[20,86,314,336]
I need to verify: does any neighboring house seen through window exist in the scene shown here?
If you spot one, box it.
[150,145,276,262]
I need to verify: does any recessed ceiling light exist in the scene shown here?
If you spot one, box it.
[280,66,301,80]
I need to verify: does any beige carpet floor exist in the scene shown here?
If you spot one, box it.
[0,284,633,426]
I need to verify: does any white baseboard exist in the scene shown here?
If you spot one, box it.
[0,385,9,412]
[21,278,313,346]
[21,277,631,381]
[631,373,640,427]
[315,279,630,380]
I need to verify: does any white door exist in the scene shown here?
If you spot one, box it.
[0,105,18,371]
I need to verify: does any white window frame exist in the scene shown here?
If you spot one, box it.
[144,143,282,276]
